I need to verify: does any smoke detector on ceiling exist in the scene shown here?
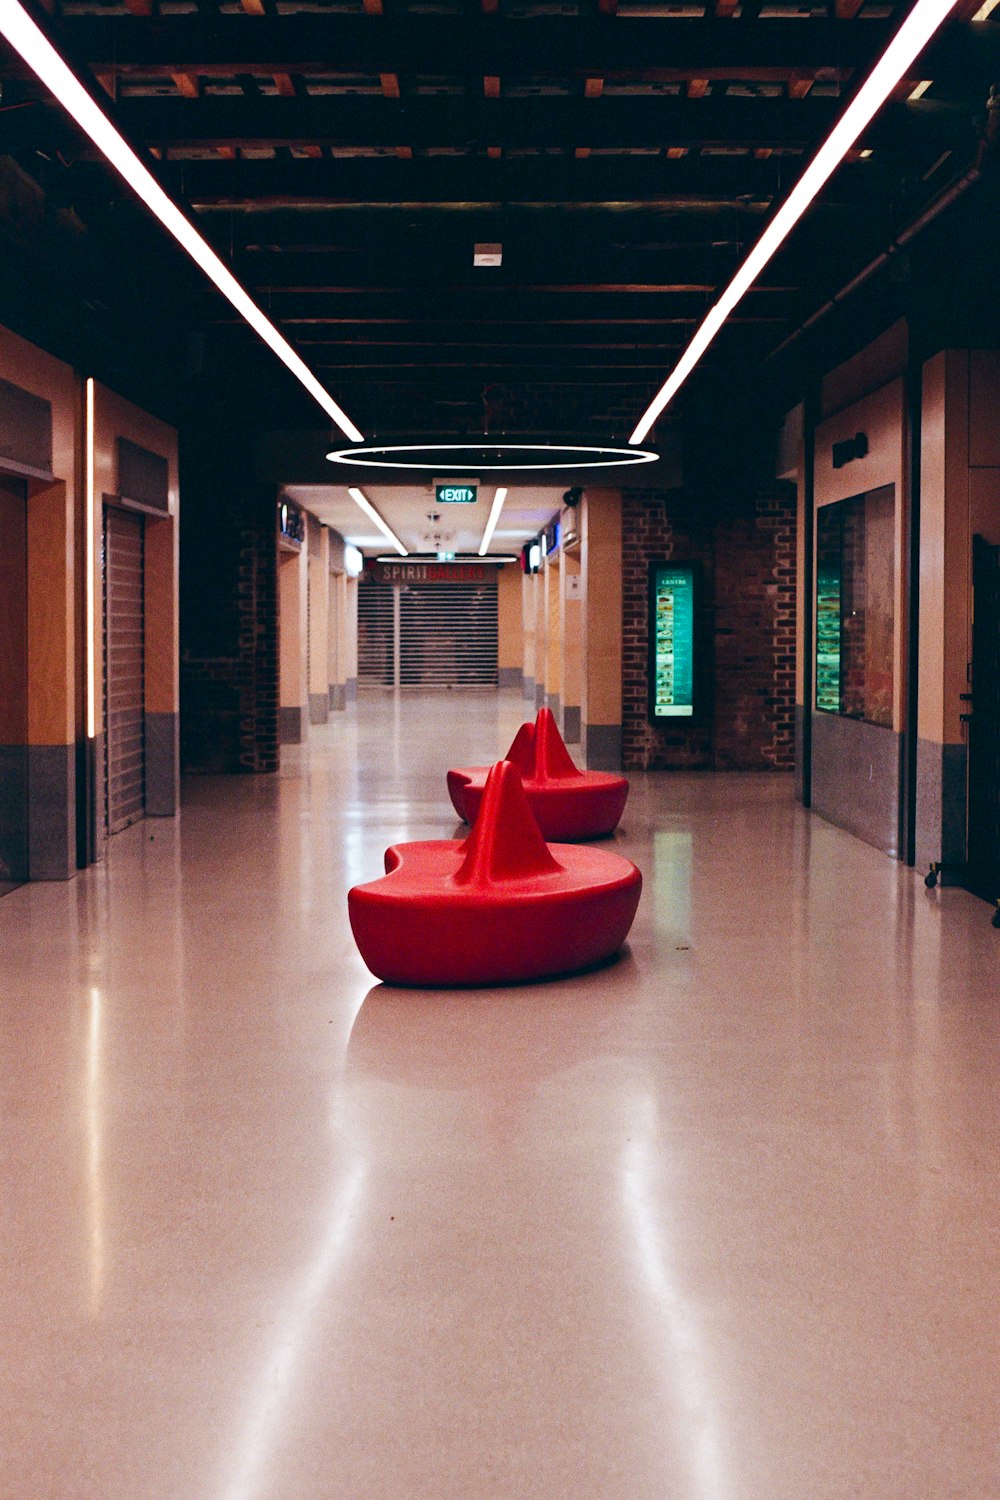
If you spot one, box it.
[473,243,502,267]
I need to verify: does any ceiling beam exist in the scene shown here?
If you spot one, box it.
[68,95,967,154]
[139,154,891,210]
[24,16,890,73]
[33,16,996,84]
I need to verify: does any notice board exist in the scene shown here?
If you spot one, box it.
[648,562,698,721]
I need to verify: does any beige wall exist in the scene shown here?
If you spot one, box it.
[496,564,522,676]
[328,567,343,696]
[0,327,79,750]
[919,350,1000,750]
[560,546,582,735]
[93,382,180,725]
[814,378,907,733]
[279,540,309,724]
[522,570,538,694]
[544,549,561,705]
[344,575,358,685]
[308,517,330,714]
[325,551,358,706]
[581,487,622,767]
[0,326,181,867]
[27,482,74,747]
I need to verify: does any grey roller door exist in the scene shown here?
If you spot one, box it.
[358,575,498,688]
[400,581,497,686]
[103,506,146,834]
[358,575,395,686]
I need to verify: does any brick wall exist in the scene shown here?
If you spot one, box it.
[622,486,796,771]
[180,475,279,774]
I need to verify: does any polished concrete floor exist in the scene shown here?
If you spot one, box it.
[2,690,1000,1499]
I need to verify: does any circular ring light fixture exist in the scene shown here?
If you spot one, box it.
[326,441,658,472]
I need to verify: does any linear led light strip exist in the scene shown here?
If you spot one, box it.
[479,487,508,555]
[347,487,408,555]
[85,376,96,738]
[0,0,364,446]
[629,0,961,445]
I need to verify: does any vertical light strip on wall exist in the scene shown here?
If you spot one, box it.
[85,376,96,740]
[0,0,364,443]
[479,487,508,556]
[629,0,961,444]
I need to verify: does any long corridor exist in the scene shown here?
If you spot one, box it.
[2,691,999,1499]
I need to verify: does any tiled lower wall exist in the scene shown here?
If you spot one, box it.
[621,487,797,771]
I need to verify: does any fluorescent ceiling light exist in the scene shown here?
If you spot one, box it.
[85,377,95,739]
[629,0,962,445]
[0,0,363,443]
[347,488,408,556]
[478,487,508,556]
[907,78,933,98]
[971,0,999,18]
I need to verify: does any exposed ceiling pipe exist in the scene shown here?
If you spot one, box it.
[766,85,1000,364]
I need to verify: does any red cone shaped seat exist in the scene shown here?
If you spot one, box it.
[447,707,629,841]
[349,759,642,987]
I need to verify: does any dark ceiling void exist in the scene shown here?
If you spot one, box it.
[0,0,996,458]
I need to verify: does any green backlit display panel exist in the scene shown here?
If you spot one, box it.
[649,564,695,719]
[815,565,842,712]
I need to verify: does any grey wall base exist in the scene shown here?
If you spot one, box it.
[535,682,546,709]
[280,706,305,745]
[345,677,357,703]
[546,692,560,722]
[794,702,807,804]
[497,666,522,689]
[309,692,329,726]
[27,744,76,879]
[0,745,28,886]
[584,722,623,772]
[522,675,535,702]
[915,737,968,876]
[329,683,346,711]
[563,705,581,744]
[811,712,901,857]
[0,744,76,883]
[145,712,179,817]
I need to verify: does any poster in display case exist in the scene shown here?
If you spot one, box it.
[648,563,698,722]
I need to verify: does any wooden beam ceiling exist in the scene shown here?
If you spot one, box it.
[44,95,965,156]
[29,17,997,85]
[0,0,985,428]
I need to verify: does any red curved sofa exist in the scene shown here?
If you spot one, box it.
[349,759,642,987]
[447,707,629,842]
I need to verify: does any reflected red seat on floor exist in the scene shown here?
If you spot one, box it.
[447,707,629,841]
[349,759,642,987]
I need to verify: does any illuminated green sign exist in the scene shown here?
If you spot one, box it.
[435,484,477,505]
[649,564,696,719]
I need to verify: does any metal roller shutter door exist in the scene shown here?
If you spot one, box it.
[400,581,497,687]
[103,507,146,834]
[358,577,498,688]
[358,575,395,686]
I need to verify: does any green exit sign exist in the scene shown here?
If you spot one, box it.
[435,484,478,505]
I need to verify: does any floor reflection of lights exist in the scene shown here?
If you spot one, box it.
[219,1164,365,1500]
[85,984,105,1319]
[621,1114,729,1500]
